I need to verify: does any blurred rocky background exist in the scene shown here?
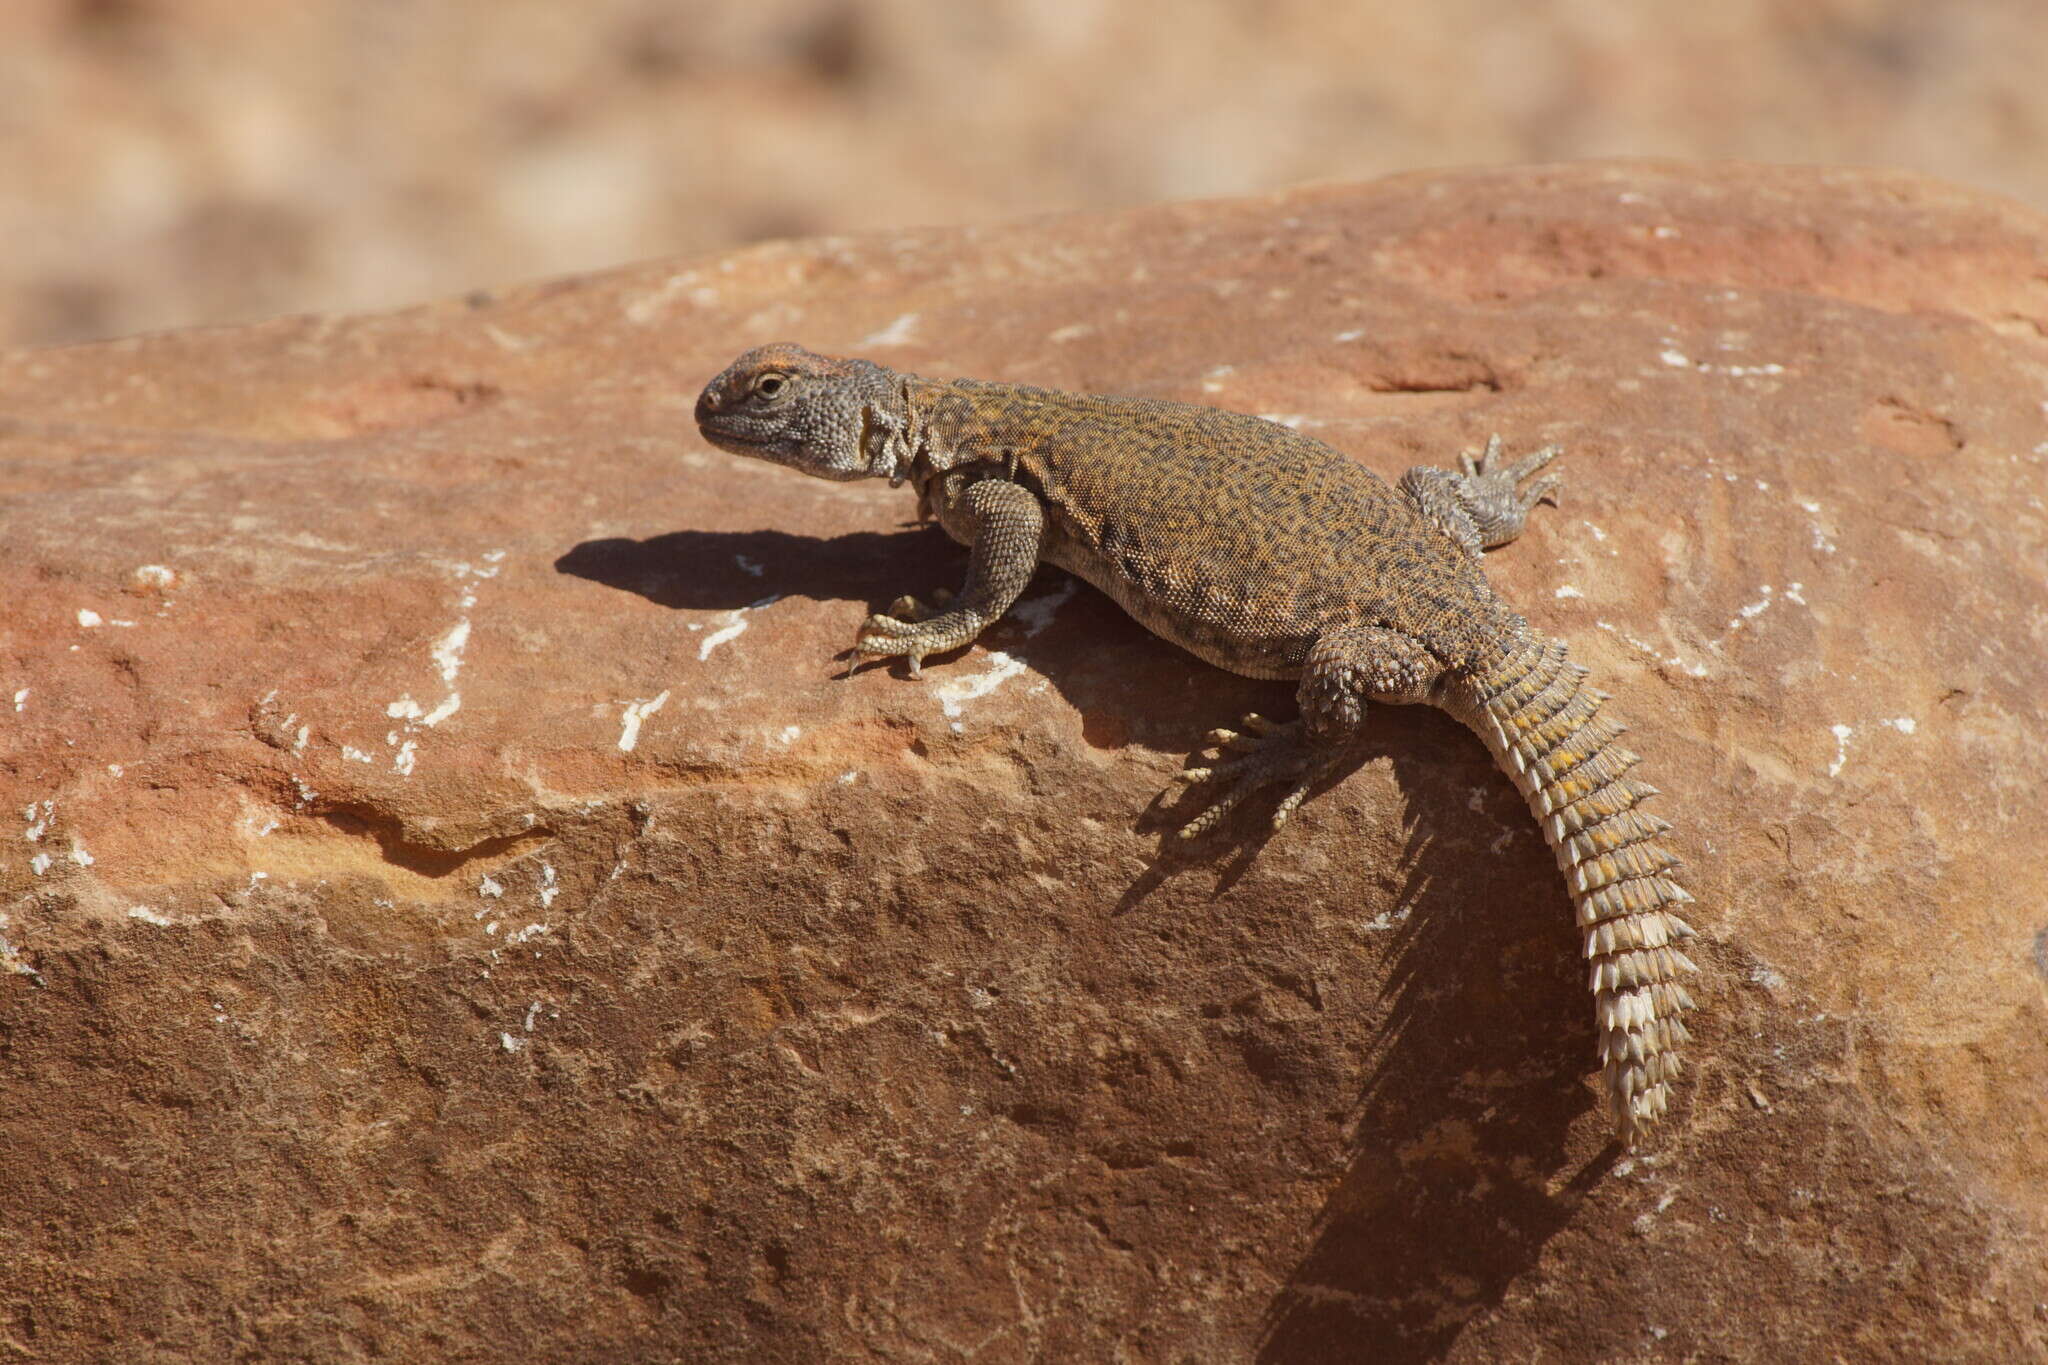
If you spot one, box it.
[4,0,2047,349]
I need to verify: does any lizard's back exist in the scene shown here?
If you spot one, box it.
[916,378,1516,679]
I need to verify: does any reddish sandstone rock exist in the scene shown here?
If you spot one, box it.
[1,162,2045,1361]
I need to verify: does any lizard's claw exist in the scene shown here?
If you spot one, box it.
[854,611,932,676]
[1170,714,1336,839]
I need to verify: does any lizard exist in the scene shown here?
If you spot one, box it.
[694,342,1700,1148]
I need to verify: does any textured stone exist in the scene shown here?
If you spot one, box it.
[2,162,2046,1361]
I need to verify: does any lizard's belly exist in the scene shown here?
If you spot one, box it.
[1043,537,1310,681]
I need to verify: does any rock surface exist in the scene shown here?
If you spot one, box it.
[3,161,2047,1361]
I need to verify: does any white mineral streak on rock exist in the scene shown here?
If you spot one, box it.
[936,652,1031,720]
[1827,724,1854,778]
[432,619,471,684]
[618,691,671,751]
[698,595,782,662]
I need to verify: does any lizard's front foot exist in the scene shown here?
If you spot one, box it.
[1169,712,1339,839]
[854,590,977,677]
[1457,435,1563,547]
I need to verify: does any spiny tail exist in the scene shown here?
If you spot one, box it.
[1450,635,1699,1147]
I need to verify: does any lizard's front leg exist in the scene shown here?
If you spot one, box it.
[1173,625,1441,838]
[855,478,1045,676]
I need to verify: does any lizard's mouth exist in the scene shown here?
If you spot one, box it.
[697,425,785,456]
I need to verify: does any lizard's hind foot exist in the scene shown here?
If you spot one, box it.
[1170,714,1338,839]
[1455,435,1563,548]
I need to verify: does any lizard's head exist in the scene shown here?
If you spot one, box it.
[695,343,905,481]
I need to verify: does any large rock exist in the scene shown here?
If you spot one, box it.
[2,162,2045,1360]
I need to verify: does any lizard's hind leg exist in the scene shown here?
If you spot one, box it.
[1170,625,1442,838]
[1401,435,1563,553]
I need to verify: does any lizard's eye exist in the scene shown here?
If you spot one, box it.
[752,373,789,401]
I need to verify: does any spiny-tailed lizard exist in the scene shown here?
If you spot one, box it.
[695,343,1700,1147]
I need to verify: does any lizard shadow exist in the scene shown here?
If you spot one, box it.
[1251,722,1610,1362]
[554,525,957,612]
[1128,715,1606,1362]
[555,523,1277,716]
[563,522,1606,1357]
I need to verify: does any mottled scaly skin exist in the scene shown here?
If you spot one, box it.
[696,343,1700,1147]
[912,377,1516,679]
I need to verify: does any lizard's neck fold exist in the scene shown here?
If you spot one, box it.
[861,379,927,486]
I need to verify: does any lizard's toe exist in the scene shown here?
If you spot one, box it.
[1466,439,1562,498]
[1505,443,1561,484]
[853,613,923,672]
[1177,783,1255,839]
[1462,433,1505,478]
[1201,727,1266,756]
[1270,774,1319,830]
[884,588,956,623]
[1520,472,1563,511]
[857,611,915,641]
